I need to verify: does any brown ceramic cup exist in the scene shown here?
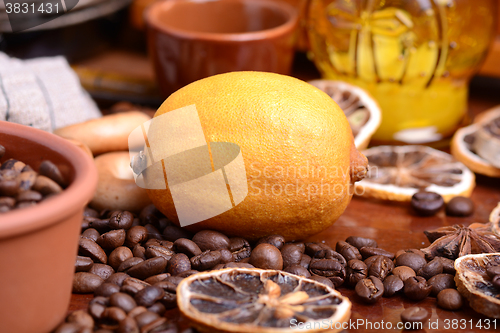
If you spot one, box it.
[0,121,98,333]
[146,0,299,97]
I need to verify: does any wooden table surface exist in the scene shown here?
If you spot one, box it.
[69,53,500,332]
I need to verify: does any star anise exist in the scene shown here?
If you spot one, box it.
[421,224,500,260]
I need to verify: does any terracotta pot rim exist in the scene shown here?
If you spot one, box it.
[145,0,299,42]
[0,121,98,239]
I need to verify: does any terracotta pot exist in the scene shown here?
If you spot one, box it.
[0,121,98,333]
[145,0,299,97]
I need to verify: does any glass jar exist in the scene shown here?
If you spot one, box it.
[308,0,496,144]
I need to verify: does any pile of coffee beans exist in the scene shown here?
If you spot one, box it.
[410,191,474,217]
[53,203,467,332]
[0,144,65,213]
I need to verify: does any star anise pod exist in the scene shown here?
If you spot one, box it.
[421,224,500,260]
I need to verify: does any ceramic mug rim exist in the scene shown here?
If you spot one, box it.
[145,0,299,42]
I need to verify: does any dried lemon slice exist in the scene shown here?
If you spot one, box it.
[451,106,500,177]
[455,253,500,319]
[308,80,381,150]
[355,145,475,202]
[177,268,351,333]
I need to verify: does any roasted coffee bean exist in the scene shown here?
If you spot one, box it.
[0,158,23,171]
[108,247,134,271]
[383,275,404,297]
[219,262,255,269]
[336,241,362,262]
[345,236,377,249]
[299,254,311,269]
[132,245,146,260]
[82,217,110,232]
[404,276,432,301]
[173,238,202,258]
[66,310,94,330]
[97,229,126,250]
[162,224,193,242]
[81,228,100,242]
[167,253,191,276]
[94,282,120,297]
[219,248,234,263]
[135,311,160,328]
[144,273,170,285]
[486,265,500,278]
[0,196,15,208]
[305,242,335,259]
[355,277,384,303]
[400,307,429,325]
[154,280,177,295]
[284,264,311,277]
[346,259,367,287]
[0,179,19,196]
[360,246,394,260]
[73,272,104,293]
[492,275,500,289]
[395,253,427,272]
[109,211,134,230]
[309,275,334,288]
[75,256,94,272]
[88,297,108,320]
[192,230,230,251]
[392,266,416,282]
[309,258,345,287]
[164,275,184,287]
[145,224,163,240]
[38,160,65,187]
[118,257,144,272]
[140,317,168,332]
[145,244,174,262]
[125,226,148,248]
[84,207,99,218]
[135,285,165,308]
[128,306,148,319]
[53,322,83,333]
[106,273,130,287]
[281,244,303,268]
[368,255,394,280]
[428,274,456,296]
[121,278,150,296]
[16,190,42,202]
[102,306,127,326]
[144,238,173,250]
[147,302,167,316]
[411,191,444,216]
[18,170,37,191]
[249,243,283,270]
[228,237,251,262]
[16,201,36,209]
[177,269,199,278]
[446,196,474,217]
[417,257,443,280]
[364,255,386,270]
[140,204,163,222]
[437,289,463,310]
[395,248,425,259]
[128,257,168,280]
[117,316,139,333]
[89,263,115,280]
[33,175,62,195]
[79,238,107,264]
[438,257,456,275]
[256,234,285,250]
[190,250,222,270]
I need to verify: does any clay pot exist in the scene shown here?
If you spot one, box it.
[145,0,299,97]
[0,121,98,333]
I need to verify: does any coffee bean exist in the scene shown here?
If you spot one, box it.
[94,282,120,297]
[132,244,146,260]
[16,190,42,202]
[75,256,94,272]
[18,170,37,191]
[106,273,131,287]
[336,241,362,262]
[102,306,127,326]
[281,244,303,268]
[140,204,163,222]
[355,277,384,303]
[118,257,144,272]
[309,258,346,287]
[135,311,160,328]
[249,243,283,270]
[437,289,463,310]
[167,253,191,276]
[125,226,148,248]
[190,250,222,270]
[367,255,394,280]
[66,310,94,330]
[446,196,474,217]
[32,175,62,195]
[492,275,500,289]
[299,254,311,269]
[411,191,444,216]
[108,210,134,230]
[109,247,134,271]
[345,236,377,249]
[135,285,165,307]
[284,264,311,277]
[144,273,170,285]
[79,238,107,264]
[256,234,285,250]
[392,266,416,282]
[173,238,202,258]
[228,237,252,262]
[383,275,404,297]
[438,257,456,275]
[144,244,174,262]
[83,217,110,232]
[144,238,173,250]
[364,255,387,271]
[144,224,163,240]
[81,228,100,242]
[117,316,139,333]
[400,307,429,325]
[417,257,443,280]
[404,276,431,301]
[360,247,394,260]
[89,263,115,280]
[221,262,255,269]
[395,253,427,272]
[73,272,104,293]
[486,265,500,278]
[192,230,230,251]
[346,259,367,287]
[219,248,234,263]
[84,207,99,218]
[0,196,15,208]
[305,242,335,259]
[97,229,126,250]
[162,224,193,242]
[308,276,334,288]
[395,248,426,259]
[128,306,148,319]
[128,257,168,280]
[428,274,456,296]
[147,302,167,316]
[53,322,83,333]
[0,179,19,196]
[88,297,108,320]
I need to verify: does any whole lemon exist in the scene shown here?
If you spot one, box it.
[145,71,367,241]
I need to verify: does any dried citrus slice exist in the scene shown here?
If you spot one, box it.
[308,80,381,150]
[490,202,500,236]
[355,145,475,202]
[451,106,500,177]
[177,268,351,333]
[455,253,500,319]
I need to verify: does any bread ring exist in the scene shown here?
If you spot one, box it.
[54,111,151,156]
[90,151,152,213]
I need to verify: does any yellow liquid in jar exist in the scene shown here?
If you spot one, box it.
[308,0,496,143]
